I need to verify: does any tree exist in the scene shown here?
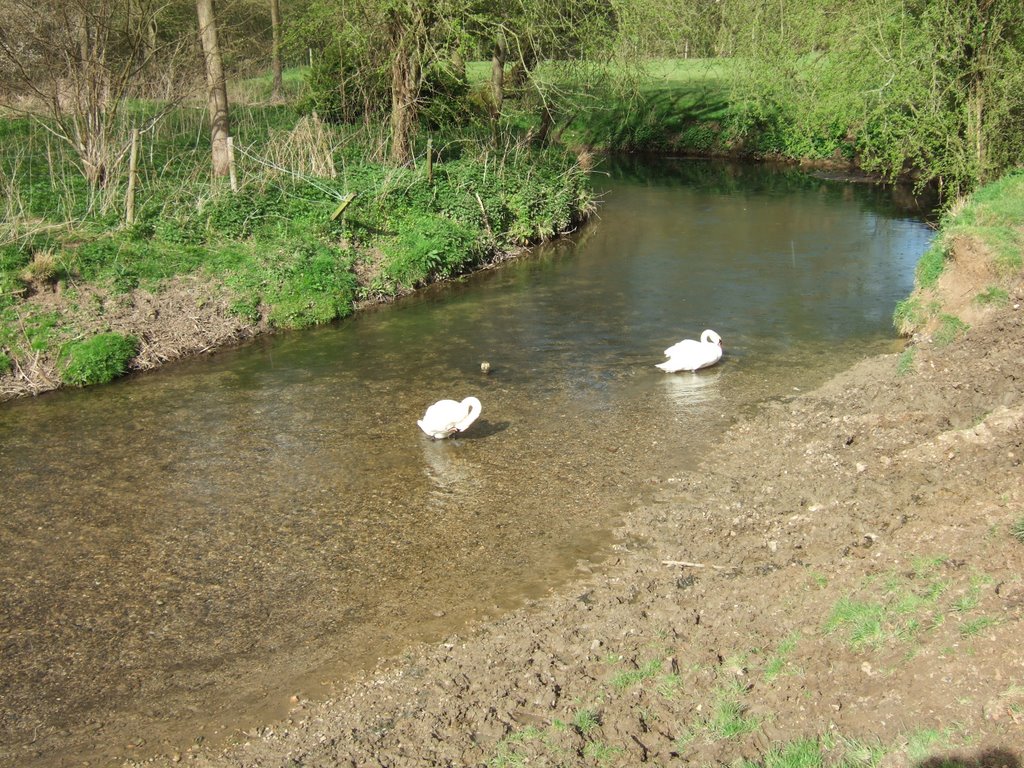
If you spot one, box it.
[0,0,167,191]
[195,0,231,177]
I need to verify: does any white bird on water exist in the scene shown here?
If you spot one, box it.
[417,396,483,439]
[656,329,724,373]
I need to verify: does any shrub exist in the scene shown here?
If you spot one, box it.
[59,332,139,386]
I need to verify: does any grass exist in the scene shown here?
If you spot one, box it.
[975,285,1010,306]
[825,557,1000,653]
[895,348,915,376]
[933,314,969,346]
[609,659,663,690]
[1011,517,1024,544]
[763,633,800,682]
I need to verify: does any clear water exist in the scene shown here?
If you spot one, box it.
[0,157,934,766]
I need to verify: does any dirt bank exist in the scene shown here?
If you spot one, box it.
[113,238,1024,767]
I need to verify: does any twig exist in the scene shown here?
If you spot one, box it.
[662,559,726,570]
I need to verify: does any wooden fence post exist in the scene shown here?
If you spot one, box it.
[125,128,139,224]
[227,136,238,192]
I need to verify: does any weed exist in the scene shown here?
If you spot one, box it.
[656,672,683,698]
[824,597,886,649]
[708,697,759,740]
[914,241,948,289]
[975,285,1010,306]
[583,741,623,763]
[571,708,600,735]
[895,349,915,376]
[950,588,980,613]
[836,734,886,767]
[756,738,823,768]
[1010,517,1024,544]
[911,555,948,579]
[933,314,969,346]
[763,633,799,682]
[903,727,958,763]
[893,296,923,333]
[959,616,998,638]
[609,658,662,690]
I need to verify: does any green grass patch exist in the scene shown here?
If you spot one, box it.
[608,659,663,690]
[59,332,138,386]
[974,285,1010,307]
[914,240,949,290]
[825,559,1001,653]
[1012,517,1024,544]
[895,349,915,376]
[763,633,800,682]
[932,314,969,346]
[571,707,600,735]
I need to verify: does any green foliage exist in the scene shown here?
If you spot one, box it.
[0,351,11,375]
[298,44,387,124]
[419,60,473,129]
[378,213,482,291]
[59,332,138,387]
[255,240,357,330]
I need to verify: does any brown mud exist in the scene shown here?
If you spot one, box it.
[102,240,1024,766]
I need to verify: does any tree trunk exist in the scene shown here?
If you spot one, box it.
[196,0,231,177]
[270,0,283,102]
[388,11,420,166]
[491,36,506,123]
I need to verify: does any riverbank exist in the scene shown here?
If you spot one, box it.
[122,197,1024,766]
[0,125,593,402]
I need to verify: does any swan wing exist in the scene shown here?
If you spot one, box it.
[663,338,701,358]
[418,399,463,438]
[658,338,723,372]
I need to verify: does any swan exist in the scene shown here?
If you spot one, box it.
[656,329,723,372]
[417,396,482,439]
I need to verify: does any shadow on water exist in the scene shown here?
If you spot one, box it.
[0,156,935,767]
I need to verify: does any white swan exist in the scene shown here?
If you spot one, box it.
[417,396,482,439]
[656,329,723,372]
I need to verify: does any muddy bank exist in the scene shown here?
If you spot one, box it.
[115,243,1024,766]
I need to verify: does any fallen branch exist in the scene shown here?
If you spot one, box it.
[662,559,726,570]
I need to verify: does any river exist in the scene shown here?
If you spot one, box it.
[0,157,933,767]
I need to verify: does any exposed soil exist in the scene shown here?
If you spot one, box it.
[100,242,1023,767]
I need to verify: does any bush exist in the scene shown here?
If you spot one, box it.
[59,332,139,386]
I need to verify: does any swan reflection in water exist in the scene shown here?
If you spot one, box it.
[657,365,724,413]
[420,437,481,498]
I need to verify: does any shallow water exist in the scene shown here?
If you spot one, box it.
[0,157,933,766]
